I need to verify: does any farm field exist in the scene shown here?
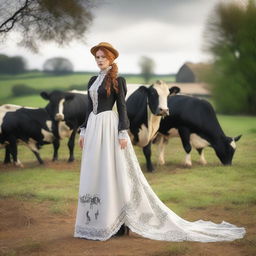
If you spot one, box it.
[0,114,255,256]
[0,72,174,106]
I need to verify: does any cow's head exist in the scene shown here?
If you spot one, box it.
[40,90,75,121]
[147,80,169,116]
[217,135,242,165]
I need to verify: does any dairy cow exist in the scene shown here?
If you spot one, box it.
[0,104,24,164]
[126,80,170,171]
[40,90,88,162]
[152,93,242,167]
[0,107,56,167]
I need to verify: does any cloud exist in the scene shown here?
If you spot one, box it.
[92,0,219,32]
[1,0,221,73]
[88,0,220,72]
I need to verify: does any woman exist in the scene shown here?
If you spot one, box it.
[74,42,246,242]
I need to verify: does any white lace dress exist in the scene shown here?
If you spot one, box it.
[74,72,246,242]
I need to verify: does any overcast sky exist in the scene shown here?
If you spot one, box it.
[0,0,223,74]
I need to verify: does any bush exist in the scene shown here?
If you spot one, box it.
[204,1,256,114]
[0,54,26,74]
[43,57,73,75]
[11,84,87,97]
[12,84,37,96]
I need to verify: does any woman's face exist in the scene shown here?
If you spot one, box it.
[95,49,110,70]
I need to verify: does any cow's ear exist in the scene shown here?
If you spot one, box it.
[40,91,50,100]
[169,86,180,95]
[234,135,242,142]
[65,94,75,101]
[138,85,150,93]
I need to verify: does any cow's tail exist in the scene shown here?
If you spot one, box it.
[152,133,169,145]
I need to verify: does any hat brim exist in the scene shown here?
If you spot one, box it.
[90,45,119,59]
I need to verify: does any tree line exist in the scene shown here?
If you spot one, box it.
[0,53,156,81]
[0,55,74,75]
[0,54,26,74]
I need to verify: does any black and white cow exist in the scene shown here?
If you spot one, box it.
[152,92,242,167]
[40,90,88,162]
[126,80,170,171]
[0,104,23,164]
[0,107,56,167]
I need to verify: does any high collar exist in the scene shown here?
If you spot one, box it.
[99,65,112,75]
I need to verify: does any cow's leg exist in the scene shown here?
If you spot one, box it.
[178,127,192,167]
[157,134,167,165]
[52,138,60,161]
[8,137,23,167]
[67,129,76,162]
[27,139,44,164]
[196,148,207,165]
[32,150,44,164]
[143,141,155,172]
[4,145,11,164]
[5,143,22,165]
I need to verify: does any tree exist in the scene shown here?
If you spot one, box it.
[43,57,73,74]
[0,54,26,74]
[0,0,95,52]
[204,0,256,114]
[139,56,155,83]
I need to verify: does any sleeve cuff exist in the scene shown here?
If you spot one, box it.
[80,127,86,138]
[118,130,129,140]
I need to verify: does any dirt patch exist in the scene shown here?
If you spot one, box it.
[0,159,80,172]
[0,198,255,256]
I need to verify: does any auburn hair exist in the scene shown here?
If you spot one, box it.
[96,47,119,96]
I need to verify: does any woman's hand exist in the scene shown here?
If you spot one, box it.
[79,137,84,149]
[119,139,127,149]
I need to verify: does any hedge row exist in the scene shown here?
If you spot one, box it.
[12,84,86,97]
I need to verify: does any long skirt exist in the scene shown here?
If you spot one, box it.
[74,110,245,241]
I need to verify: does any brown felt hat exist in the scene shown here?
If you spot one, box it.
[90,42,119,59]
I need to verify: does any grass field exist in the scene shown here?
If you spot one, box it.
[0,72,174,106]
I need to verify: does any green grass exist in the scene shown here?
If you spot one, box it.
[0,168,79,202]
[0,73,93,103]
[218,114,256,135]
[2,95,49,108]
[151,163,256,214]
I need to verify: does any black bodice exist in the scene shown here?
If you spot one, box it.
[80,76,130,132]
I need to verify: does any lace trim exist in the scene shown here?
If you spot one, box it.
[79,127,86,137]
[74,205,127,241]
[89,66,112,114]
[121,141,189,240]
[89,86,99,115]
[118,130,129,140]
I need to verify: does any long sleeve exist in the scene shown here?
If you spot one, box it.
[116,77,130,139]
[79,76,96,137]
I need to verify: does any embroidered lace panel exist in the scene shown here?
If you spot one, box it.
[89,67,111,114]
